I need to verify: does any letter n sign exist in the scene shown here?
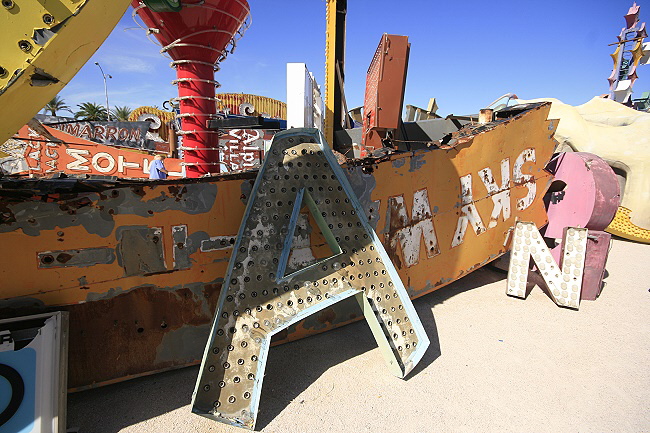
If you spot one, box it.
[506,221,587,309]
[192,128,430,429]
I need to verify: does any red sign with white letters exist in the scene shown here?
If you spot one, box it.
[17,124,184,178]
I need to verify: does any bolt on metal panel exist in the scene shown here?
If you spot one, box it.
[507,222,587,309]
[192,128,430,429]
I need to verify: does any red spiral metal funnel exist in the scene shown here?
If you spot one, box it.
[133,0,250,177]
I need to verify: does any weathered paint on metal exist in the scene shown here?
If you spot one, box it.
[478,158,511,228]
[507,222,587,309]
[37,247,115,269]
[35,115,155,151]
[219,129,272,171]
[0,0,133,145]
[324,0,347,147]
[544,152,620,239]
[16,124,184,178]
[362,34,410,151]
[215,93,286,119]
[385,189,440,267]
[0,102,557,389]
[606,206,650,243]
[133,0,251,178]
[549,229,612,301]
[578,230,611,301]
[191,129,429,429]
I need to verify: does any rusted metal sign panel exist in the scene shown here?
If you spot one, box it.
[15,124,184,178]
[362,34,410,150]
[192,129,429,428]
[219,129,272,172]
[0,103,556,390]
[36,115,156,151]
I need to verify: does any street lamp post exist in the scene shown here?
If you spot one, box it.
[94,62,112,121]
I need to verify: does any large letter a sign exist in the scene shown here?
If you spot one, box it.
[192,129,430,429]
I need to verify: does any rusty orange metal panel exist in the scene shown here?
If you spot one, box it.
[0,102,556,390]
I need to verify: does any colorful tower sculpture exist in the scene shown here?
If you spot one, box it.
[133,1,250,177]
[609,3,649,104]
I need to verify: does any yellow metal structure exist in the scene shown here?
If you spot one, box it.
[130,105,175,142]
[610,37,646,73]
[324,0,339,146]
[0,0,131,143]
[606,206,650,244]
[215,93,286,119]
[129,106,175,123]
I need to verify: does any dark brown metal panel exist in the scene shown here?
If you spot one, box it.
[362,34,410,150]
[65,283,222,389]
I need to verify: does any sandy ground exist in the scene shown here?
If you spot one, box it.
[67,238,650,433]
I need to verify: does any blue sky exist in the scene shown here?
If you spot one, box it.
[58,0,643,117]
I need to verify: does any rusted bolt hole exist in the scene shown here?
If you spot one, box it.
[18,40,32,52]
[40,255,54,265]
[56,253,72,263]
[137,327,144,333]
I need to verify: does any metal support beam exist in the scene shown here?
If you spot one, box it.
[324,0,347,148]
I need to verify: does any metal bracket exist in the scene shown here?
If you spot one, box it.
[192,128,430,429]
